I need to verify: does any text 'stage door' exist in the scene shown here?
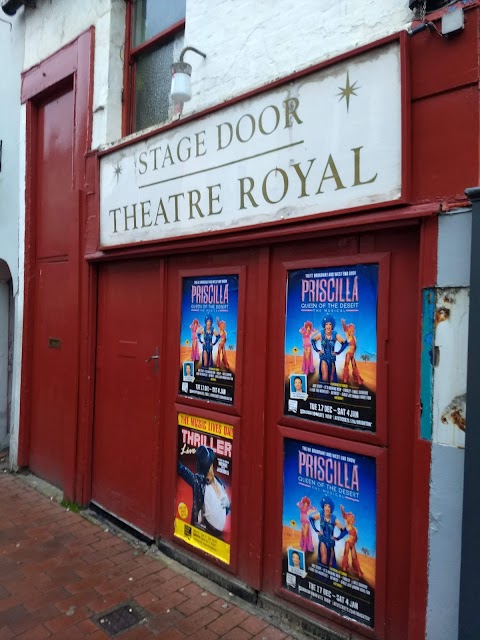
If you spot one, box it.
[91,260,163,536]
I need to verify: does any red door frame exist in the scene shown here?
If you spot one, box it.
[19,29,94,501]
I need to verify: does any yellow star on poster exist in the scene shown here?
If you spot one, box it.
[337,71,359,113]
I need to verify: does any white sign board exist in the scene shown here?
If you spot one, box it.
[99,42,402,247]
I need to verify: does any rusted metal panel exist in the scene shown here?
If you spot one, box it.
[432,287,469,448]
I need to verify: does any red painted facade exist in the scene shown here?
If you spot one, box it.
[18,9,480,639]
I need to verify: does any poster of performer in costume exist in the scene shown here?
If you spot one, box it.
[284,264,378,431]
[179,275,239,404]
[175,413,233,564]
[282,438,377,628]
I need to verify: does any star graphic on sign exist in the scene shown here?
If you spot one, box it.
[113,161,122,183]
[337,71,359,113]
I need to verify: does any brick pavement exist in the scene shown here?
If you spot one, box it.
[0,473,307,639]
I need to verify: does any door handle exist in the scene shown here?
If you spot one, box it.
[145,347,159,375]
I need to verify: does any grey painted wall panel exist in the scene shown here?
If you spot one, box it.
[437,212,471,288]
[427,443,464,640]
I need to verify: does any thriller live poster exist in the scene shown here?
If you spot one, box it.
[179,274,239,404]
[284,264,378,431]
[175,413,233,564]
[282,438,377,628]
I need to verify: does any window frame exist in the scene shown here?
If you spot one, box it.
[123,0,186,136]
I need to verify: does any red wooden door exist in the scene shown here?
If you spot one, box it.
[29,85,79,489]
[91,260,163,536]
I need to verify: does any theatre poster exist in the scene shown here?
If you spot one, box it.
[179,274,239,405]
[282,437,377,628]
[284,263,378,431]
[175,413,234,564]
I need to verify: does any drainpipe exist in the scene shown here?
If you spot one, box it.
[458,187,480,639]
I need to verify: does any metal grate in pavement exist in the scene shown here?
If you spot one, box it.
[93,602,147,636]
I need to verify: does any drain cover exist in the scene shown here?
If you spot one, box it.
[94,603,146,636]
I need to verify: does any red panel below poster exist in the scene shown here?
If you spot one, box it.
[282,436,377,628]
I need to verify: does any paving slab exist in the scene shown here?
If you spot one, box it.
[0,473,310,639]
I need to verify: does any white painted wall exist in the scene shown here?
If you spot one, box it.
[0,9,23,292]
[0,8,25,462]
[23,0,414,149]
[8,106,26,470]
[184,0,412,118]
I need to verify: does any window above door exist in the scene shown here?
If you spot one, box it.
[125,0,186,134]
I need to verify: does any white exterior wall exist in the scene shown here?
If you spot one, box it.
[8,107,26,468]
[23,0,413,150]
[0,10,23,292]
[0,9,25,460]
[184,0,412,118]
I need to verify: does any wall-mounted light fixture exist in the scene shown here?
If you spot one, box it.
[407,5,465,37]
[1,0,36,16]
[441,6,464,36]
[408,0,465,37]
[170,46,206,104]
